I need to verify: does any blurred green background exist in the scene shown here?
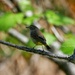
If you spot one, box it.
[0,0,75,75]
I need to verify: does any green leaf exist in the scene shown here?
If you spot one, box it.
[0,13,23,31]
[23,15,40,25]
[26,39,35,47]
[43,32,56,45]
[60,37,75,55]
[45,10,75,26]
[14,13,23,24]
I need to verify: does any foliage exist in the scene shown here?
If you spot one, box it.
[0,10,74,31]
[23,14,41,25]
[43,32,56,45]
[45,10,75,25]
[60,36,75,55]
[0,13,23,31]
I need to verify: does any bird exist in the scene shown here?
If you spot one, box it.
[26,25,52,51]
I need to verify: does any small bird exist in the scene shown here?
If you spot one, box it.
[26,25,51,51]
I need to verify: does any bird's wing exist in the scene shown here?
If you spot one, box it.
[38,35,46,45]
[37,30,46,44]
[38,35,46,41]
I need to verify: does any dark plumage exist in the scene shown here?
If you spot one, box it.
[26,25,51,51]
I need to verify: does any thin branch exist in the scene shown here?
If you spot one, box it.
[0,40,75,64]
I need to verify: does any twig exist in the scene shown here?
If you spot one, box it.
[0,40,75,64]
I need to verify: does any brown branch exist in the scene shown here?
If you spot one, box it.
[0,40,75,64]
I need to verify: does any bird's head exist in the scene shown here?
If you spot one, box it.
[26,25,38,30]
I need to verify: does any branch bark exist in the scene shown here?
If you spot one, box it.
[0,40,73,62]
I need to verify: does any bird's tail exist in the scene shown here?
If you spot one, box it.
[45,44,52,52]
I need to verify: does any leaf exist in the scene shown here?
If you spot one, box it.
[45,10,75,26]
[60,37,75,55]
[23,15,40,25]
[43,32,56,45]
[27,39,35,47]
[14,13,23,24]
[0,13,23,31]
